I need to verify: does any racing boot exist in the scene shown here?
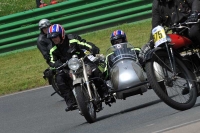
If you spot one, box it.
[97,84,109,99]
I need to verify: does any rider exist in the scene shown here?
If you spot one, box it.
[37,19,57,86]
[104,30,141,80]
[47,24,105,111]
[140,0,200,60]
[37,19,52,64]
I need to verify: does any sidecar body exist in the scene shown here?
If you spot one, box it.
[106,43,148,99]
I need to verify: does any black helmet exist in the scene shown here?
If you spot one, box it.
[110,30,127,45]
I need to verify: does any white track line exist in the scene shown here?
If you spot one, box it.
[0,85,51,98]
[152,118,200,133]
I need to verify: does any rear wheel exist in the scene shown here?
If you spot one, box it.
[73,85,96,123]
[145,51,197,110]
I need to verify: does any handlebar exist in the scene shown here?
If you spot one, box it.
[55,53,105,71]
[56,61,68,70]
[165,19,200,33]
[172,19,200,28]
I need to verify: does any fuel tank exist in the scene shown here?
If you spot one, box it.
[110,59,147,99]
[168,34,193,49]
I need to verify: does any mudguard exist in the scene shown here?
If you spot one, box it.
[73,78,83,86]
[144,47,163,62]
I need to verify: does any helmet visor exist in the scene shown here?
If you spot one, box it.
[113,39,123,45]
[47,32,59,39]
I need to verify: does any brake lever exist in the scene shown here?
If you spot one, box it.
[56,61,68,70]
[183,19,200,25]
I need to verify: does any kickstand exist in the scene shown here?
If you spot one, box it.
[51,92,56,96]
[106,103,112,107]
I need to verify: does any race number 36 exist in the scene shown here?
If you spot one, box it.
[152,26,167,47]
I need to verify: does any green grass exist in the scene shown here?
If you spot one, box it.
[0,0,152,95]
[0,0,67,17]
[0,20,151,96]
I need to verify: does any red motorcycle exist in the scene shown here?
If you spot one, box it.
[145,20,200,111]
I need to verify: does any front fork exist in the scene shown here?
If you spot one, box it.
[165,43,177,75]
[81,58,93,100]
[153,43,176,82]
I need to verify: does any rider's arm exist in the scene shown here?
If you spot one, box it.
[68,34,94,53]
[103,53,114,79]
[103,55,110,80]
[37,35,52,62]
[48,46,63,68]
[152,0,162,29]
[188,0,200,12]
[69,39,93,52]
[150,0,162,40]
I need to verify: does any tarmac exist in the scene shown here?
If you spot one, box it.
[153,120,200,133]
[164,121,200,133]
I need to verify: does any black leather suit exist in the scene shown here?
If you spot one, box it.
[37,32,53,64]
[49,34,104,107]
[151,0,200,44]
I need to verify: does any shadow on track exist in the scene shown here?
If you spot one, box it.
[75,98,164,126]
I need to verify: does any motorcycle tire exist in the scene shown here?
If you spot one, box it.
[73,85,96,123]
[145,51,197,111]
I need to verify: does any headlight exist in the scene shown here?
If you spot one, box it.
[68,57,81,70]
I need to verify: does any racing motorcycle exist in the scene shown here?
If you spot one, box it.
[105,43,149,100]
[43,54,103,123]
[63,53,109,123]
[144,20,200,111]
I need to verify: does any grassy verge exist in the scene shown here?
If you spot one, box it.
[0,0,66,17]
[0,20,151,96]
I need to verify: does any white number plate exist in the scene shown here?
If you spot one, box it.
[152,26,167,47]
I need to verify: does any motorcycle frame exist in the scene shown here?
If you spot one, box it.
[145,43,178,80]
[81,58,93,99]
[165,42,177,75]
[70,57,94,101]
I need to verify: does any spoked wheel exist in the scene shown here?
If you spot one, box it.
[51,76,64,98]
[145,51,197,110]
[73,85,96,123]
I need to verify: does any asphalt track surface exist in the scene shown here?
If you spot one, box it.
[1,86,200,133]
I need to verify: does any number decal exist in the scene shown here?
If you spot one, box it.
[153,31,163,41]
[152,26,167,47]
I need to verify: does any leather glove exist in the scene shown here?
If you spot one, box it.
[43,68,55,79]
[95,54,105,61]
[185,11,199,23]
[83,49,91,55]
[87,54,98,62]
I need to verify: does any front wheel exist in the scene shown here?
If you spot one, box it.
[73,85,96,123]
[145,51,197,111]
